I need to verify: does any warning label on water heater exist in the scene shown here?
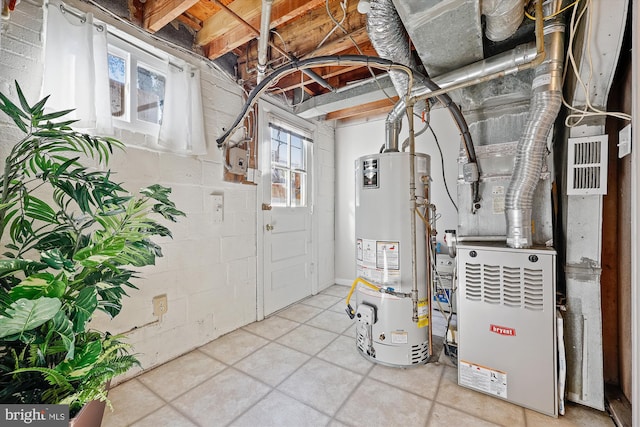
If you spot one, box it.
[459,360,508,399]
[356,238,401,286]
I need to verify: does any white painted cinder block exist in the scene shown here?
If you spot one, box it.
[221,235,257,263]
[0,0,335,383]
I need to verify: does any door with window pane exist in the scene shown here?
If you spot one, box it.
[262,121,313,316]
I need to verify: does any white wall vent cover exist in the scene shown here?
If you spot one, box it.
[566,134,608,195]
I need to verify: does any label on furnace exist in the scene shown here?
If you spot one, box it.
[459,360,508,398]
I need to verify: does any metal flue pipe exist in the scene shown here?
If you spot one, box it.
[505,0,566,248]
[257,0,273,83]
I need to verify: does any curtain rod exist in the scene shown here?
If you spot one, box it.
[53,2,192,75]
[56,2,104,31]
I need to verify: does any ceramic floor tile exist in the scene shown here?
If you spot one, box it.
[278,358,362,415]
[369,361,444,400]
[198,329,268,364]
[328,300,348,314]
[276,324,339,355]
[137,350,226,400]
[172,368,270,426]
[275,303,323,323]
[320,284,350,297]
[101,379,165,427]
[130,405,198,427]
[435,366,526,426]
[428,403,501,427]
[316,335,373,375]
[242,315,300,340]
[306,309,354,333]
[230,390,330,427]
[336,378,432,427]
[327,421,350,427]
[342,323,357,338]
[525,403,615,426]
[234,342,310,386]
[300,293,343,309]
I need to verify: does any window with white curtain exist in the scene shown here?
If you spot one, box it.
[42,1,207,155]
[107,35,167,136]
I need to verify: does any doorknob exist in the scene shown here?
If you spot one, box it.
[265,224,274,231]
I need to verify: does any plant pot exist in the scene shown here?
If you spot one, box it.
[69,381,110,427]
[69,398,108,427]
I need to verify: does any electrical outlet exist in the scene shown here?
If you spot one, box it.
[153,294,168,318]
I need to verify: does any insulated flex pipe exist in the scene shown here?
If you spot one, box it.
[215,55,476,184]
[216,55,416,147]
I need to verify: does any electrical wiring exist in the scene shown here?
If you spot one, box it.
[317,0,348,50]
[319,0,400,105]
[216,55,415,147]
[427,125,459,213]
[561,0,632,126]
[524,0,580,21]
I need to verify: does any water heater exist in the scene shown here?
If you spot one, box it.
[353,152,431,366]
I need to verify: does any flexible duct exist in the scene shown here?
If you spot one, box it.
[505,3,565,248]
[366,0,415,101]
[482,0,524,42]
[257,0,273,83]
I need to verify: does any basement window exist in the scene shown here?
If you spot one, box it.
[107,35,167,135]
[270,123,310,208]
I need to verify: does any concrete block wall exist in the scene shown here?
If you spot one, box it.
[0,1,267,381]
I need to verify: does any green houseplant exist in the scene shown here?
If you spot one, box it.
[0,82,184,417]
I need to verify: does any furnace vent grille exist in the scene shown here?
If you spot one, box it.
[464,263,545,311]
[567,135,608,195]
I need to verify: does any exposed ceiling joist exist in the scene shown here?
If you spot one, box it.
[325,97,398,121]
[143,0,200,33]
[197,0,325,58]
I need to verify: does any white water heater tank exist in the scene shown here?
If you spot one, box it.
[354,152,431,366]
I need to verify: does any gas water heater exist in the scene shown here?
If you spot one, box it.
[351,152,431,367]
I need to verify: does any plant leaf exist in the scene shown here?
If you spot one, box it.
[41,249,75,271]
[0,297,61,340]
[56,339,102,380]
[12,366,72,388]
[0,258,47,278]
[70,287,98,333]
[74,237,125,267]
[50,310,75,359]
[24,195,58,223]
[9,273,66,300]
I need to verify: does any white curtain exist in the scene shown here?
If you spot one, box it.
[158,61,207,155]
[42,1,112,134]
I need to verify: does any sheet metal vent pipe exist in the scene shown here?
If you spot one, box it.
[256,0,273,84]
[505,1,565,249]
[366,0,417,152]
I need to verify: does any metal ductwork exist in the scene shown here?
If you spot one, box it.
[256,0,273,83]
[505,3,565,249]
[482,0,525,42]
[366,0,416,102]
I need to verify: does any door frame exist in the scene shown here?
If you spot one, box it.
[256,100,318,321]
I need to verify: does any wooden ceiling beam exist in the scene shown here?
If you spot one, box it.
[197,0,325,52]
[143,0,200,33]
[325,97,399,121]
[176,13,202,31]
[270,65,361,93]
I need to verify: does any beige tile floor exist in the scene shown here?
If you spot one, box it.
[102,285,615,427]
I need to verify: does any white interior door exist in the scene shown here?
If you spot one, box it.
[260,105,314,316]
